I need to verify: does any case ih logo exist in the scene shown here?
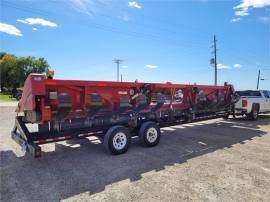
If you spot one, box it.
[118,91,128,95]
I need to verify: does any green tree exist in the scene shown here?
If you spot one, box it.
[0,53,50,90]
[0,52,7,59]
[0,54,18,89]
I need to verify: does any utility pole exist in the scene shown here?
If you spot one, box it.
[213,35,217,86]
[121,74,123,82]
[113,59,123,82]
[0,68,1,91]
[257,69,260,90]
[210,35,218,85]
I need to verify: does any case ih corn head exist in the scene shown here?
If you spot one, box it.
[12,73,239,157]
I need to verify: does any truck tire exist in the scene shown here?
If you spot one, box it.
[139,121,161,147]
[222,114,229,120]
[103,125,131,155]
[248,105,259,121]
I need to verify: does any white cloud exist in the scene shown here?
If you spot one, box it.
[145,64,158,69]
[0,22,22,36]
[122,65,128,68]
[235,0,270,10]
[231,17,241,22]
[121,15,130,22]
[32,27,38,31]
[128,1,142,9]
[217,64,230,69]
[235,9,249,16]
[17,18,57,27]
[69,0,96,15]
[17,19,27,24]
[233,0,270,19]
[258,16,270,23]
[233,64,242,68]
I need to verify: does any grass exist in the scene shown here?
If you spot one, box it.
[0,93,17,102]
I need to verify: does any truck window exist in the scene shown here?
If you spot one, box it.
[236,90,262,97]
[263,91,270,98]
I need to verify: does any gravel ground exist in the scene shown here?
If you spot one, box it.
[0,101,18,107]
[0,107,270,202]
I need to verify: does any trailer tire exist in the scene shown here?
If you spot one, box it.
[103,125,131,155]
[139,121,160,147]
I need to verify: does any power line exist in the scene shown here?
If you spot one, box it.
[2,1,213,75]
[2,0,268,80]
[220,49,265,67]
[2,1,209,51]
[2,1,52,17]
[90,11,209,47]
[115,2,213,39]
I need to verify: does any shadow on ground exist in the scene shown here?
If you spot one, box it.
[1,115,269,201]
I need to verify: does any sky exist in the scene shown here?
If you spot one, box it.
[0,0,270,90]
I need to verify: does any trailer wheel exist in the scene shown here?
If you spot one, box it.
[139,121,160,147]
[103,125,131,155]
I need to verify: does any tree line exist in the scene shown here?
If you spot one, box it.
[0,52,50,90]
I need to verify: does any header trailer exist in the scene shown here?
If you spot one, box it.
[12,73,239,157]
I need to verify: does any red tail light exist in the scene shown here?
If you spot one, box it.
[242,100,248,107]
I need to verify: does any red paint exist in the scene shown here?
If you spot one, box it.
[17,73,235,123]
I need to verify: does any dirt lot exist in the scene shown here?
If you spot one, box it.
[0,107,270,201]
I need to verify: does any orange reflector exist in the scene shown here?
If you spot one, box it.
[97,82,107,87]
[46,80,57,85]
[47,70,54,79]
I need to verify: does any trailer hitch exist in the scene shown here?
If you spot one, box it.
[11,117,42,158]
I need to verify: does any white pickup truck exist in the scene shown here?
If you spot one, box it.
[234,90,270,120]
